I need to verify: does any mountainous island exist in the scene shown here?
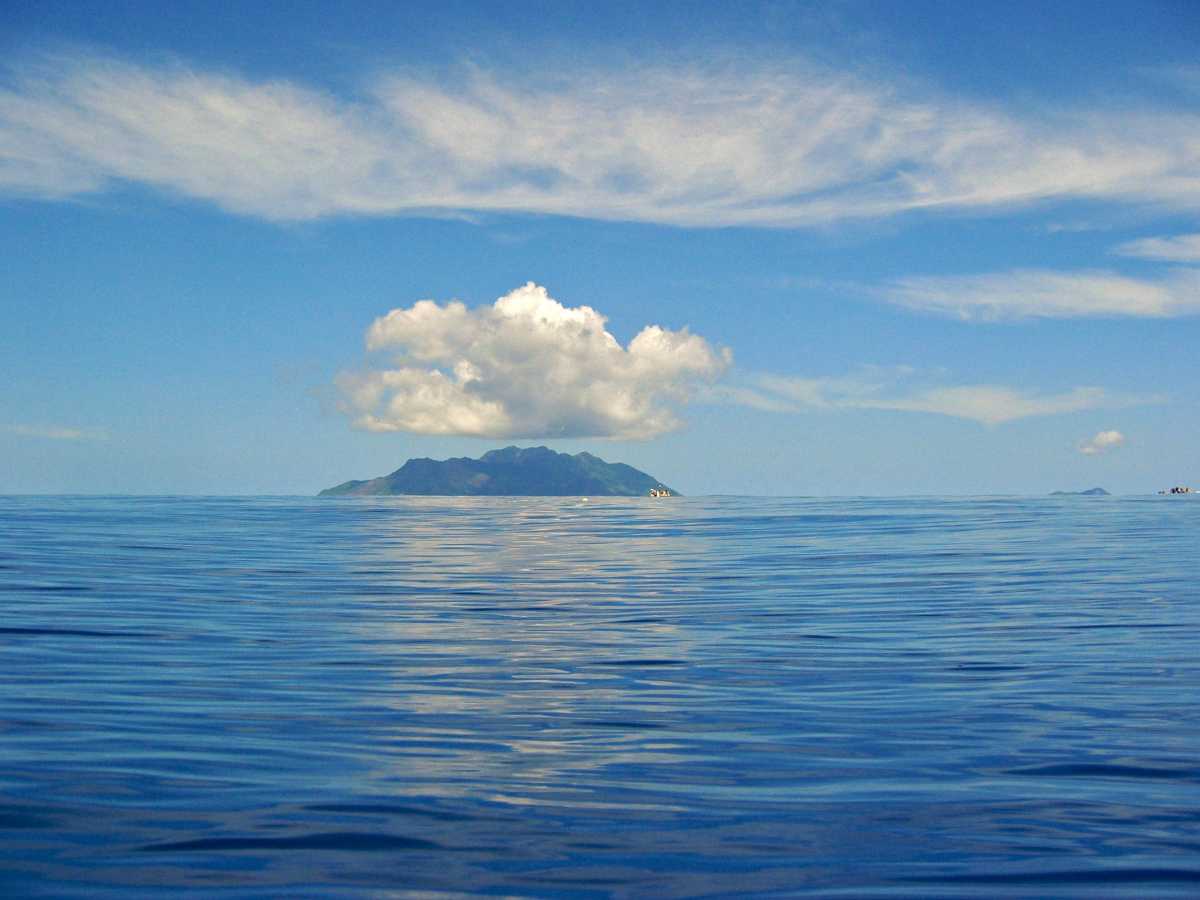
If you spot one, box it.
[319,446,676,497]
[1050,487,1110,496]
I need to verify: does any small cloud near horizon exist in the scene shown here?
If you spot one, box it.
[1079,429,1125,455]
[4,424,107,441]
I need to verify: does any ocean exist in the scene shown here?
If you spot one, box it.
[1,494,1197,897]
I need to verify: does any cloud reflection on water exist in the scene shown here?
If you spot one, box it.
[334,497,718,799]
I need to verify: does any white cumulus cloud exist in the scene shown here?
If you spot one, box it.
[717,368,1157,425]
[1079,429,1125,455]
[881,268,1200,320]
[1113,233,1200,263]
[2,52,1200,226]
[337,283,730,439]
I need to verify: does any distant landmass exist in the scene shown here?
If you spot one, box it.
[319,446,676,497]
[1050,487,1110,496]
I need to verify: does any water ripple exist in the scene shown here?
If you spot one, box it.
[0,493,1196,896]
[142,831,442,852]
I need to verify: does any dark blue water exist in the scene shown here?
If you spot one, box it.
[1,495,1198,897]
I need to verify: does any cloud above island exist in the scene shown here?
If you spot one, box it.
[338,283,730,439]
[1079,429,1125,455]
[2,51,1200,226]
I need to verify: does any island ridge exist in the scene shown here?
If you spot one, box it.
[319,446,676,496]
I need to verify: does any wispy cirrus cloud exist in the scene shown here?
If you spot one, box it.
[717,368,1159,425]
[4,423,107,440]
[2,52,1199,226]
[1113,233,1200,263]
[880,267,1200,320]
[338,283,729,439]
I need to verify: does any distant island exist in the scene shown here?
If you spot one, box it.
[1050,487,1110,496]
[319,446,676,497]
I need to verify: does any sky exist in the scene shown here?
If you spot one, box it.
[2,0,1198,495]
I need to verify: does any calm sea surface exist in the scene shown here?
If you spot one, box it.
[1,495,1198,897]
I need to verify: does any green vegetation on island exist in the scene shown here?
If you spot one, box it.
[319,446,676,497]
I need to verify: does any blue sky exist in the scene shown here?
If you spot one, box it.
[2,0,1198,495]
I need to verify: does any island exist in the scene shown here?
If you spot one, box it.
[319,446,677,497]
[1050,487,1110,496]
